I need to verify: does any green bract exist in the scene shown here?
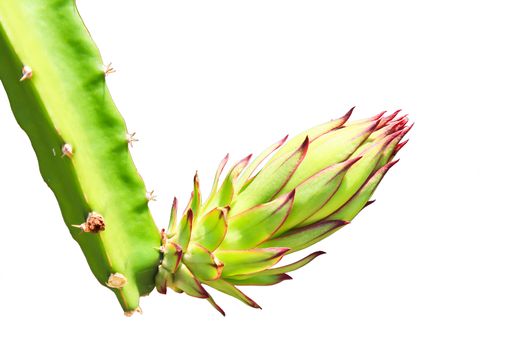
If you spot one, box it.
[156,108,411,314]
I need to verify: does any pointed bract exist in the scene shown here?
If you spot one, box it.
[167,197,178,237]
[276,157,361,232]
[237,134,289,189]
[259,220,348,252]
[192,207,229,251]
[246,251,326,276]
[233,137,308,213]
[301,131,397,225]
[191,172,202,216]
[206,295,226,316]
[205,154,229,208]
[206,155,251,210]
[226,273,292,286]
[160,242,183,274]
[222,191,295,249]
[174,209,193,251]
[284,120,379,190]
[205,279,261,309]
[329,159,399,221]
[173,264,210,298]
[267,107,354,164]
[183,243,223,281]
[215,247,290,277]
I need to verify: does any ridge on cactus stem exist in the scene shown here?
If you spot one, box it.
[0,0,412,315]
[156,107,412,315]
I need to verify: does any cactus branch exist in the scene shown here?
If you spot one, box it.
[0,0,161,312]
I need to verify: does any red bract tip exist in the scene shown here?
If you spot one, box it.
[170,242,183,273]
[187,208,194,223]
[240,289,262,309]
[394,139,409,153]
[216,154,230,175]
[279,274,293,282]
[383,127,405,146]
[242,153,253,164]
[343,155,363,169]
[371,110,387,121]
[339,106,355,124]
[329,220,350,228]
[397,122,414,138]
[393,118,409,131]
[362,119,381,134]
[296,136,310,161]
[377,110,401,129]
[377,115,395,129]
[157,284,167,295]
[300,136,310,162]
[396,114,409,122]
[364,199,376,208]
[301,135,310,149]
[286,189,297,202]
[375,121,398,137]
[384,158,400,171]
[233,154,253,174]
[388,109,402,120]
[272,247,291,258]
[208,298,226,316]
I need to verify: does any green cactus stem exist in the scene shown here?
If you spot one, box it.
[0,0,161,313]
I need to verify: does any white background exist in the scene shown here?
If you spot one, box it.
[0,1,504,349]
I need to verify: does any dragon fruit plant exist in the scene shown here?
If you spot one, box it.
[0,0,411,316]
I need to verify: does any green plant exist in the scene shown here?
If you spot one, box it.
[0,0,411,316]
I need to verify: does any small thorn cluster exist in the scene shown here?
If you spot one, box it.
[106,273,128,289]
[73,212,106,233]
[103,62,116,76]
[61,143,73,158]
[146,190,157,202]
[19,65,32,81]
[126,132,138,147]
[123,307,142,317]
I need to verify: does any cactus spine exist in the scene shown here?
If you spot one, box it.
[0,0,160,313]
